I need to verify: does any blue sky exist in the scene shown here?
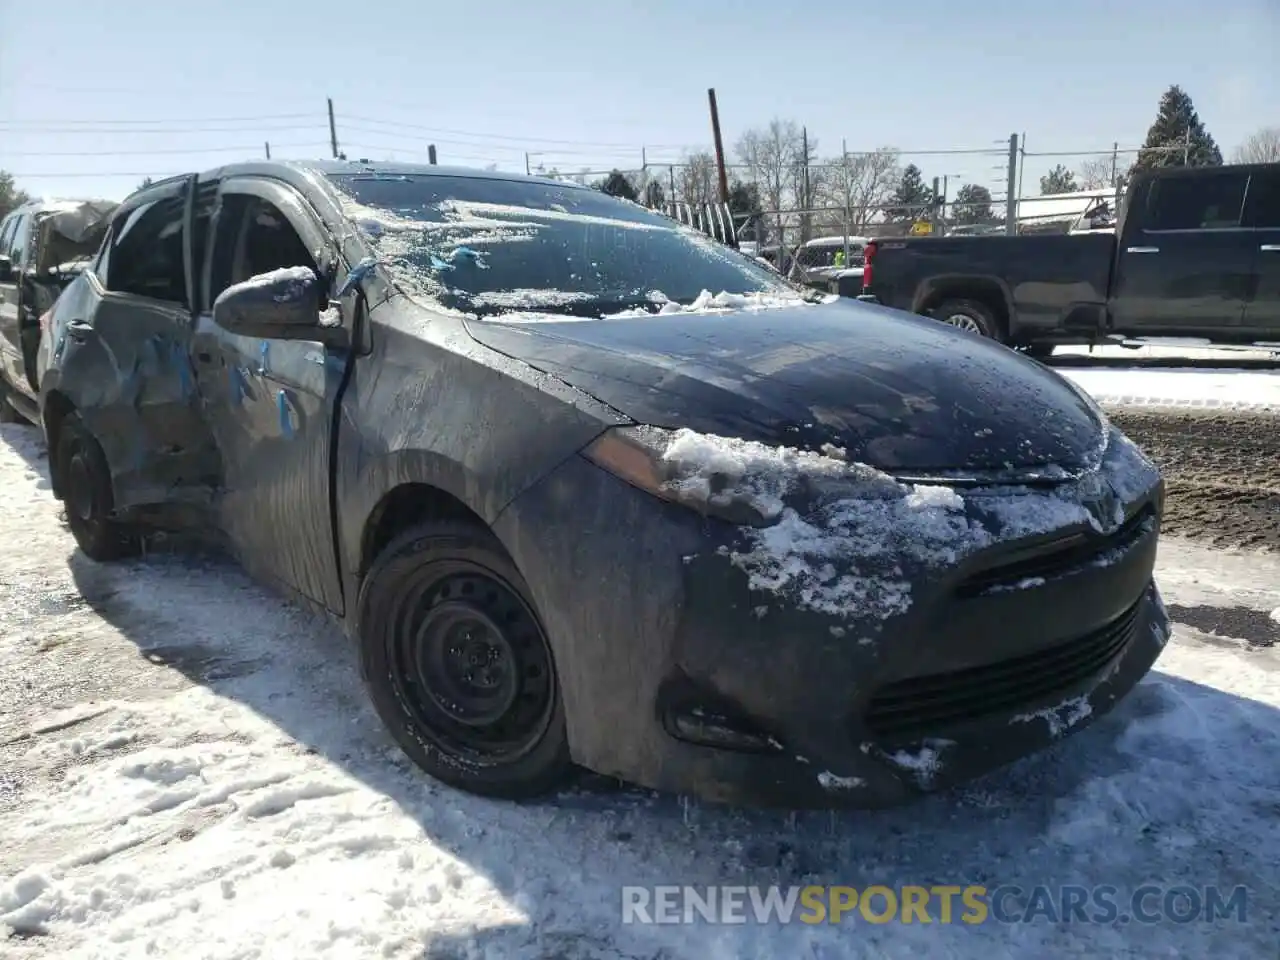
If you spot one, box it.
[1,0,1275,202]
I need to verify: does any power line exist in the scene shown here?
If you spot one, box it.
[339,114,696,151]
[0,122,325,135]
[1,142,330,158]
[0,112,319,126]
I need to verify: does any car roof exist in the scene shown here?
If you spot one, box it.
[4,197,114,217]
[803,235,870,247]
[116,158,592,215]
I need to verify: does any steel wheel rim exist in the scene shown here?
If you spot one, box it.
[388,563,554,763]
[944,314,984,335]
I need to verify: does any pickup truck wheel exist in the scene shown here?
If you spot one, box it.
[357,521,572,800]
[55,413,142,562]
[932,299,1000,340]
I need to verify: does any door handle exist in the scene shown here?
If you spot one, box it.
[1126,246,1160,254]
[66,320,94,341]
[1261,245,1280,252]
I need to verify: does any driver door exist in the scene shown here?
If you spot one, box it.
[190,177,349,613]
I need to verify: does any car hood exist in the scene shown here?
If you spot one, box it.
[464,300,1105,477]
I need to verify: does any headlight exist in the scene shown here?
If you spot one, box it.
[582,425,839,527]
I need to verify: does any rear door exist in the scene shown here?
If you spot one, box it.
[1241,167,1280,339]
[1109,169,1252,336]
[0,211,31,397]
[53,181,219,511]
[189,176,347,612]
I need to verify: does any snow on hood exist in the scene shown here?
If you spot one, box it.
[603,289,834,319]
[658,425,1161,623]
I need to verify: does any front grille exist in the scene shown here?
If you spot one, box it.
[863,598,1142,739]
[956,506,1155,598]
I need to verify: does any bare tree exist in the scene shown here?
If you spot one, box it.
[1233,127,1280,164]
[817,147,901,233]
[1076,155,1116,190]
[735,119,804,242]
[675,151,717,205]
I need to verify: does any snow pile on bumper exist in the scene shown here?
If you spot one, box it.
[658,426,1162,623]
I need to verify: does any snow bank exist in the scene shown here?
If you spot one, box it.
[1061,367,1280,413]
[655,424,1160,622]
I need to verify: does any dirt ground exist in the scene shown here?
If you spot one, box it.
[1108,407,1280,553]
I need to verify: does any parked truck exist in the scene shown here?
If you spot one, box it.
[857,162,1280,354]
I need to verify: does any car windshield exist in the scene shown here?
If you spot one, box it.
[327,173,815,318]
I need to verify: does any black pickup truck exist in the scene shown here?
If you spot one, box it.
[858,162,1280,353]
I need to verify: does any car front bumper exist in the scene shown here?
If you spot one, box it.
[494,452,1168,809]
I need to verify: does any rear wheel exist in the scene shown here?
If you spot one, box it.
[931,298,1001,340]
[55,413,141,561]
[357,520,572,800]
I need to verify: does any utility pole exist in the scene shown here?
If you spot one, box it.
[524,152,531,175]
[800,125,811,243]
[327,98,339,159]
[428,144,437,165]
[707,88,730,204]
[1005,133,1019,235]
[1183,126,1191,164]
[1110,141,1118,186]
[264,142,271,159]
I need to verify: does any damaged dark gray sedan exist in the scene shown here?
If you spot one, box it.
[37,160,1171,808]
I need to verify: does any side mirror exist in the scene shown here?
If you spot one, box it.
[0,256,12,283]
[212,266,344,345]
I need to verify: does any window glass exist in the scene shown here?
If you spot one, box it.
[207,194,316,306]
[0,216,17,258]
[1145,173,1247,231]
[9,214,31,267]
[327,173,800,318]
[1243,171,1280,230]
[104,197,188,305]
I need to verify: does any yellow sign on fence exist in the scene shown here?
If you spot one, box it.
[909,220,933,235]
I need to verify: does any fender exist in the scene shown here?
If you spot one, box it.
[912,272,1016,328]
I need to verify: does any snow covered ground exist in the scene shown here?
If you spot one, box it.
[1051,343,1280,413]
[1,408,1278,958]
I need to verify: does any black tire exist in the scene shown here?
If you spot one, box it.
[357,520,572,800]
[55,413,141,562]
[931,298,1002,340]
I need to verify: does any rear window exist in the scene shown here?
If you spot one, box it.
[796,243,863,268]
[327,173,800,317]
[1145,172,1247,231]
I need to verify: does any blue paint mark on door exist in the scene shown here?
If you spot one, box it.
[277,389,294,439]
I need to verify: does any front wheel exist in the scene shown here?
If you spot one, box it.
[55,413,142,561]
[357,520,572,800]
[931,298,1001,340]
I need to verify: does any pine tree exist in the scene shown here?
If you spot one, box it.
[1132,85,1223,173]
[951,183,994,224]
[0,171,30,219]
[597,170,638,201]
[1039,165,1078,195]
[888,164,932,222]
